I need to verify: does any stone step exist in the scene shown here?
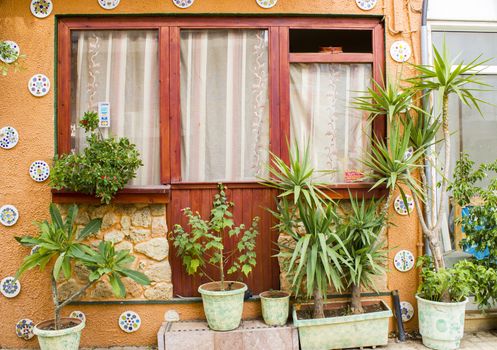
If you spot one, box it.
[158,320,299,350]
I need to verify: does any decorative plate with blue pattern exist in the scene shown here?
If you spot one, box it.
[173,0,194,9]
[256,0,277,8]
[0,41,20,64]
[119,311,141,333]
[29,160,50,182]
[28,74,51,97]
[400,301,415,322]
[0,126,19,149]
[0,205,19,227]
[70,310,86,323]
[30,0,53,18]
[390,40,412,63]
[15,319,35,340]
[394,194,414,216]
[394,250,415,272]
[1,276,21,298]
[98,0,120,10]
[356,0,377,10]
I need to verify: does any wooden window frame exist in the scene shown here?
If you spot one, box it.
[54,16,385,203]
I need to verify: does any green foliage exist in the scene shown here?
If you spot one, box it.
[74,241,150,298]
[339,196,387,292]
[15,204,150,328]
[51,111,143,204]
[170,184,259,288]
[0,40,25,76]
[463,262,497,310]
[417,256,474,302]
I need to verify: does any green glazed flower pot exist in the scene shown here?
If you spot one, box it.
[416,295,468,350]
[260,290,290,326]
[198,281,247,331]
[34,318,85,350]
[293,300,392,350]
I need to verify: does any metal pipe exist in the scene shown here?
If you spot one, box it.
[392,290,406,342]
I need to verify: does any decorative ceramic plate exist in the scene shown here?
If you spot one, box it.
[15,319,35,340]
[394,250,415,272]
[28,74,51,97]
[400,301,415,322]
[29,160,50,182]
[30,0,53,18]
[403,147,414,161]
[118,311,141,333]
[98,0,120,10]
[0,41,20,64]
[390,40,412,63]
[1,276,21,298]
[164,310,180,322]
[30,245,41,255]
[70,310,86,323]
[394,194,414,216]
[0,205,19,227]
[172,0,194,9]
[0,126,19,149]
[256,0,277,8]
[356,0,377,10]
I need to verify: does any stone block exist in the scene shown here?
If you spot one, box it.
[135,237,169,260]
[144,282,173,300]
[104,230,125,243]
[129,228,151,243]
[152,216,167,235]
[159,320,299,350]
[144,261,172,283]
[132,207,152,227]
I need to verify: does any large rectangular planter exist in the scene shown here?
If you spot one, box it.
[293,300,392,350]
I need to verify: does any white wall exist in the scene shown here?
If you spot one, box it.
[428,0,497,22]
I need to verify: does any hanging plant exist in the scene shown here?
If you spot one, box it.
[51,111,143,204]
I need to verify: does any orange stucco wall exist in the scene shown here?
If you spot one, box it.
[0,0,422,348]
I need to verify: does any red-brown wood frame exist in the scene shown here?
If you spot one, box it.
[56,17,386,296]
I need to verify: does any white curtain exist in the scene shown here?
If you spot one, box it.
[71,30,160,186]
[290,63,372,183]
[180,29,270,182]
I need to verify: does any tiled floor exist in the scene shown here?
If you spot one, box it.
[387,332,497,349]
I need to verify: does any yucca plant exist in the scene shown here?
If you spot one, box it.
[357,43,489,289]
[338,195,387,314]
[260,143,350,319]
[15,204,150,330]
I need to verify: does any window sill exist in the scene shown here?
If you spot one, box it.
[51,185,171,204]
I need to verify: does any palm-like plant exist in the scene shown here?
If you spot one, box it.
[261,144,349,319]
[339,196,387,314]
[16,204,150,329]
[356,43,489,294]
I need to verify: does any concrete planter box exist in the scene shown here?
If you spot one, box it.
[293,300,392,350]
[198,281,247,331]
[34,318,85,350]
[416,295,468,350]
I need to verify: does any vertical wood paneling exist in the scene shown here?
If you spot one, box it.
[168,185,280,297]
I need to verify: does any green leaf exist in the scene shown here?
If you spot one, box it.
[78,218,102,240]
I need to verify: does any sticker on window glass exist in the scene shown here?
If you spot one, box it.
[98,102,111,128]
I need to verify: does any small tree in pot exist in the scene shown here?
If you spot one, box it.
[170,184,259,331]
[15,204,150,350]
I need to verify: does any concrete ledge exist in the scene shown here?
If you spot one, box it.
[158,320,299,350]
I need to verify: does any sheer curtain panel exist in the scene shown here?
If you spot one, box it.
[71,30,160,186]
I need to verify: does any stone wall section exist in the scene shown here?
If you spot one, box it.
[57,203,173,301]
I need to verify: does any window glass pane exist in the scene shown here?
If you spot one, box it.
[70,30,160,186]
[180,29,270,182]
[448,75,497,184]
[290,63,372,183]
[432,31,497,63]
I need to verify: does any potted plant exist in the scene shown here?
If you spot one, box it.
[356,43,489,350]
[170,184,259,331]
[15,204,150,350]
[261,145,357,349]
[50,111,143,204]
[416,257,475,350]
[259,290,290,326]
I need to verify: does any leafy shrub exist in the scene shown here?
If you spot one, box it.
[170,184,259,290]
[51,111,143,204]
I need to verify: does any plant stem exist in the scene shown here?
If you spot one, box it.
[57,280,96,310]
[351,283,364,314]
[219,246,225,291]
[312,285,325,319]
[50,274,61,330]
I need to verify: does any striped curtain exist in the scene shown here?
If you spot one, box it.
[180,29,270,182]
[71,30,160,186]
[290,63,372,183]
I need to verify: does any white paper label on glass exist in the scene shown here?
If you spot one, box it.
[98,102,111,128]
